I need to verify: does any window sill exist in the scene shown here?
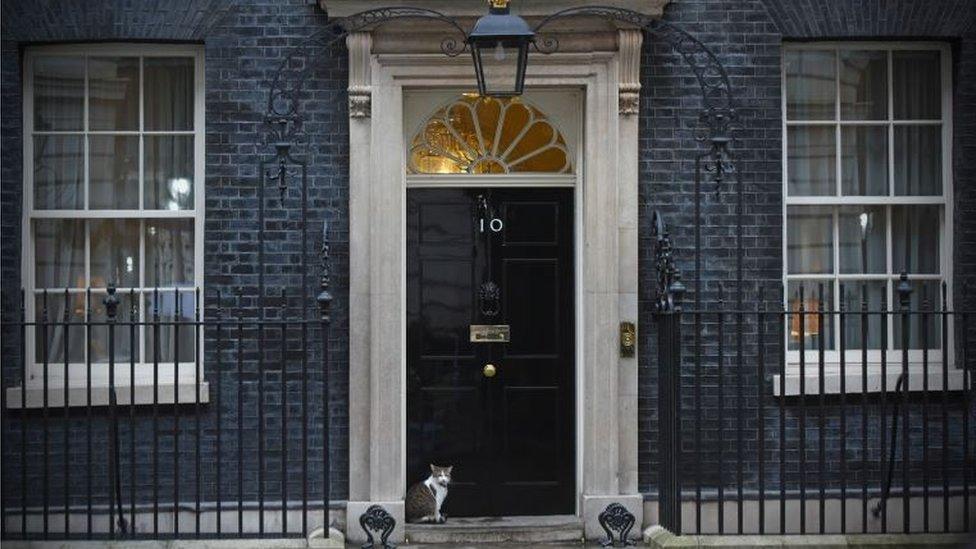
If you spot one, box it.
[772,368,967,397]
[5,381,210,409]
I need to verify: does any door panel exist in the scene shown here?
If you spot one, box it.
[420,202,473,244]
[503,259,559,356]
[419,259,474,356]
[502,201,560,245]
[501,386,561,479]
[407,188,574,517]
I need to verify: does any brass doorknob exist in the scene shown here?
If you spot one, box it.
[483,363,497,378]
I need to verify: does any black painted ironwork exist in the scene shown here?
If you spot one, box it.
[262,4,739,195]
[597,502,636,547]
[1,42,334,534]
[266,5,466,121]
[467,0,534,97]
[359,504,396,549]
[650,211,685,314]
[533,6,739,192]
[1,2,973,544]
[318,220,334,538]
[652,268,974,536]
[873,275,914,526]
[653,213,684,535]
[103,286,129,536]
[263,7,470,193]
[2,284,334,540]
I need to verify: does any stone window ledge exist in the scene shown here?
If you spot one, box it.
[5,381,210,409]
[773,368,967,397]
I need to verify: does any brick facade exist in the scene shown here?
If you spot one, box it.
[637,0,976,498]
[1,0,973,518]
[0,0,350,509]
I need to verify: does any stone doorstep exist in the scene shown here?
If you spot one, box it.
[405,514,585,544]
[643,525,974,548]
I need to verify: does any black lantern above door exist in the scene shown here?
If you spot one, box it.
[466,0,535,97]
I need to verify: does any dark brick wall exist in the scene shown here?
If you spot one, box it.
[0,0,351,512]
[637,0,976,500]
[1,0,975,522]
[638,0,785,496]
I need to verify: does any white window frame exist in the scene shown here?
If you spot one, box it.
[9,43,207,408]
[778,41,965,395]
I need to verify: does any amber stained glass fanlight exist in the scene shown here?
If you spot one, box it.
[409,95,572,175]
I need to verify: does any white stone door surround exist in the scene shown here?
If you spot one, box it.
[325,1,666,541]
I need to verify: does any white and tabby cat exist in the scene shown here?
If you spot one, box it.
[405,464,452,523]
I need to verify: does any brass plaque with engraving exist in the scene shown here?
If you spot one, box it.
[470,324,511,343]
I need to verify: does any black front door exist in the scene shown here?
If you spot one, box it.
[406,187,575,517]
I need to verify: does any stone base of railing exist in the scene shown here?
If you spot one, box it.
[644,525,971,548]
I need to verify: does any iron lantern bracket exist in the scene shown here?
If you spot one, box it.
[262,4,739,195]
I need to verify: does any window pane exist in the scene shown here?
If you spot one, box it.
[893,280,942,350]
[840,50,887,120]
[838,206,886,274]
[786,50,836,120]
[840,281,885,350]
[892,205,940,275]
[146,219,194,287]
[145,290,195,363]
[841,126,887,196]
[893,51,941,120]
[787,281,834,351]
[145,57,194,131]
[34,135,83,210]
[89,135,139,209]
[90,219,140,289]
[787,126,835,196]
[88,57,139,131]
[34,293,85,364]
[894,125,941,195]
[145,135,194,210]
[90,291,136,363]
[35,219,85,288]
[787,206,833,274]
[33,56,84,131]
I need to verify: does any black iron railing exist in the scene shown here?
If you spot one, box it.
[655,273,974,535]
[0,281,332,541]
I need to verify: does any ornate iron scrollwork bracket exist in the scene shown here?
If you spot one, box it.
[359,504,397,549]
[651,211,685,313]
[598,502,636,547]
[262,4,740,197]
[318,219,333,324]
[263,117,299,202]
[262,7,468,194]
[533,7,740,189]
[697,106,738,191]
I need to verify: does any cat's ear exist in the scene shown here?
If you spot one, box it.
[446,466,453,474]
[429,463,436,472]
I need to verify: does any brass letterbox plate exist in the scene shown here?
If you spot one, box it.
[470,324,510,343]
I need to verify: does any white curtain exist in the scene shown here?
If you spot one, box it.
[144,57,194,131]
[34,219,85,363]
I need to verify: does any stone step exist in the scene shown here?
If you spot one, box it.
[404,514,585,545]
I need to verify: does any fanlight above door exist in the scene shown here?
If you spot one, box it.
[408,95,573,175]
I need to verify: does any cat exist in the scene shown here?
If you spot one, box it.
[405,464,452,523]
